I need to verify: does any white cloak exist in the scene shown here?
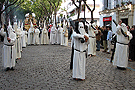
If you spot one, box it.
[27,27,34,45]
[33,28,40,45]
[15,28,22,58]
[72,32,89,79]
[50,26,56,44]
[113,24,133,68]
[0,28,16,68]
[41,28,49,44]
[22,31,27,47]
[88,25,98,55]
[63,25,68,46]
[57,27,62,44]
[61,29,65,45]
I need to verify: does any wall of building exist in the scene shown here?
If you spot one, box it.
[99,0,135,33]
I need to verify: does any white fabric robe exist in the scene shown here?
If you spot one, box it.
[88,25,98,55]
[113,24,132,68]
[63,26,68,46]
[57,27,62,44]
[55,29,59,44]
[27,27,34,45]
[50,26,56,44]
[72,32,89,79]
[58,27,64,45]
[25,31,28,44]
[41,28,49,44]
[22,31,27,47]
[33,28,40,45]
[15,28,22,58]
[0,28,16,68]
[61,29,65,45]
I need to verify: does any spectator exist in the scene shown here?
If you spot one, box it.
[96,26,101,51]
[102,26,108,52]
[106,26,112,54]
[129,25,135,61]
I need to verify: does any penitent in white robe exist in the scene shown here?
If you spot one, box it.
[0,27,16,68]
[63,25,68,46]
[27,27,34,45]
[22,31,27,47]
[72,32,89,79]
[61,29,65,45]
[58,27,63,45]
[41,28,49,44]
[25,32,28,44]
[33,28,40,45]
[16,28,22,59]
[57,27,61,44]
[88,25,98,56]
[113,24,132,68]
[50,26,56,44]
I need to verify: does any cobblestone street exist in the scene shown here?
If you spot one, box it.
[0,42,135,90]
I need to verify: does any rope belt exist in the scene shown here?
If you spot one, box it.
[74,49,86,53]
[117,42,128,45]
[4,44,13,46]
[89,36,96,38]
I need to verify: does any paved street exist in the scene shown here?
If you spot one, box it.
[0,41,135,90]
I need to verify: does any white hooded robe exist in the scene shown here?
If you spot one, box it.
[0,25,16,68]
[72,22,89,79]
[113,23,132,68]
[41,21,49,44]
[88,24,98,56]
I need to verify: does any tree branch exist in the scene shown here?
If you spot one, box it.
[82,0,91,11]
[71,0,79,8]
[47,0,55,9]
[1,0,19,14]
[7,0,24,15]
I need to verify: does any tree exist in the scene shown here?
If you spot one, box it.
[20,0,62,26]
[47,0,62,26]
[71,0,95,24]
[0,0,24,26]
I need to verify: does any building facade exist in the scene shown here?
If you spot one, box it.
[57,0,101,26]
[99,0,135,33]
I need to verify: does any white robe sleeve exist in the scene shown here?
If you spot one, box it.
[0,28,6,36]
[9,33,16,44]
[73,32,84,39]
[127,31,133,40]
[116,25,121,35]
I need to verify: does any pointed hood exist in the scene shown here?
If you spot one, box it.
[63,19,66,26]
[53,19,55,27]
[59,19,61,28]
[44,20,46,29]
[7,20,13,34]
[18,21,20,28]
[30,21,33,28]
[21,22,23,31]
[13,22,17,32]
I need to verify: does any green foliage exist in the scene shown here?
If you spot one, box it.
[0,0,5,3]
[20,0,62,20]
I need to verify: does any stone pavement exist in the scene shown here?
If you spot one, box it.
[0,41,135,90]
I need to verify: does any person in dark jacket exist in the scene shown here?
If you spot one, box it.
[129,25,135,61]
[102,26,108,52]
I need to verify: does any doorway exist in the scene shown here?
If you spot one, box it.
[121,18,128,26]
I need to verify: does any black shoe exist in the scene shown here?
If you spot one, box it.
[96,49,100,51]
[117,66,126,70]
[10,67,15,70]
[5,67,10,71]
